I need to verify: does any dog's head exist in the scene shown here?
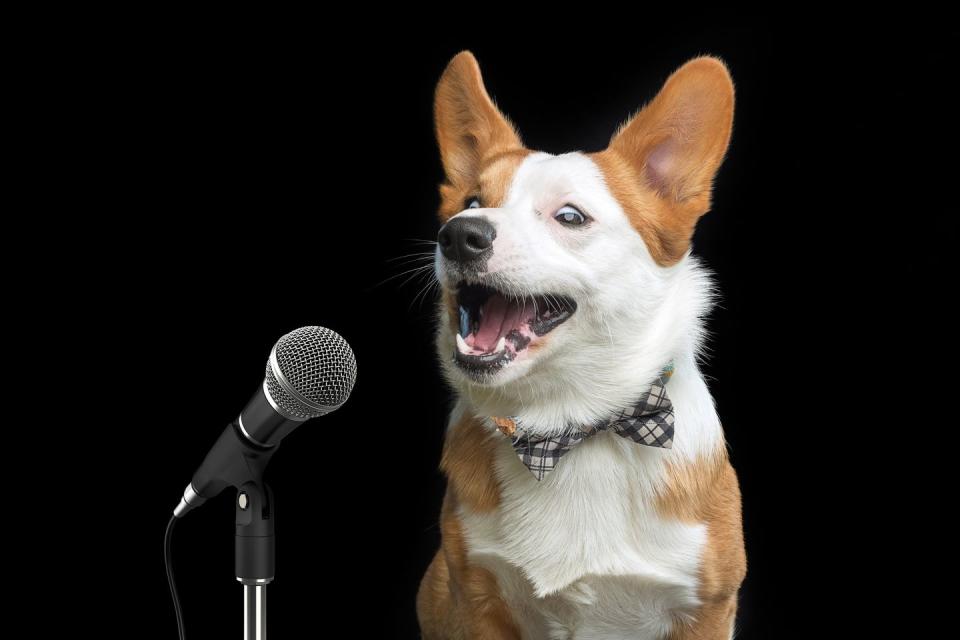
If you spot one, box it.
[432,52,734,410]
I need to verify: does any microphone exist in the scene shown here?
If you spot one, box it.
[173,326,357,517]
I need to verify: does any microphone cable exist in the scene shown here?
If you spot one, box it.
[165,515,186,640]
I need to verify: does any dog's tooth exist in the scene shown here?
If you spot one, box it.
[456,333,471,354]
[495,336,506,353]
[458,306,470,337]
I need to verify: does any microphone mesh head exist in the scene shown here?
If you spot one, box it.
[265,326,357,420]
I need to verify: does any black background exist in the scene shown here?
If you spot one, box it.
[80,15,952,640]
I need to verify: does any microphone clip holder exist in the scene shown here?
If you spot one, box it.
[193,420,278,584]
[235,480,275,585]
[188,420,278,637]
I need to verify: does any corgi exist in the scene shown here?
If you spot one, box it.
[417,51,745,640]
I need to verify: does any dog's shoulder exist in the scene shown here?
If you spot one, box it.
[439,402,503,513]
[658,452,747,600]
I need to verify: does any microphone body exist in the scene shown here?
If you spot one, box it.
[174,326,357,517]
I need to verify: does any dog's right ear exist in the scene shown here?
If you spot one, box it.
[434,51,522,194]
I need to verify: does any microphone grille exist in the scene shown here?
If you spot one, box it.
[265,326,357,420]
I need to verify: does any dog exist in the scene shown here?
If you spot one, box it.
[417,51,745,640]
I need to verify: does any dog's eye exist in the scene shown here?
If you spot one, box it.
[554,205,587,226]
[465,197,481,209]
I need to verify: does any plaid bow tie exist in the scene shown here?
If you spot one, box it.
[492,365,675,481]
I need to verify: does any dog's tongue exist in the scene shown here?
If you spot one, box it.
[470,293,535,352]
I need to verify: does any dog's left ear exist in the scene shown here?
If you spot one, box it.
[602,57,734,262]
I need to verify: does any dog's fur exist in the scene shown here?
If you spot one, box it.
[417,51,745,640]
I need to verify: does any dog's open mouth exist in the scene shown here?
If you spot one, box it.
[453,282,577,372]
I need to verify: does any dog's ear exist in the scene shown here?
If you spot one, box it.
[610,57,734,205]
[602,57,734,262]
[434,51,522,191]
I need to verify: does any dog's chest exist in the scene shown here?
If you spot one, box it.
[459,429,706,639]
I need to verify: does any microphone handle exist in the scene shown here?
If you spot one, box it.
[174,380,303,518]
[238,382,305,447]
[189,421,278,502]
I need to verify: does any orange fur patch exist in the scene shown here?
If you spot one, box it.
[417,487,521,639]
[438,145,531,222]
[589,149,694,265]
[667,595,739,640]
[658,453,747,635]
[491,416,516,437]
[439,412,503,513]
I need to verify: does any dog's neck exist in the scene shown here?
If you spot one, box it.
[453,256,723,461]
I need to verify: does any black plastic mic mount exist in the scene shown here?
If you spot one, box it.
[193,421,279,583]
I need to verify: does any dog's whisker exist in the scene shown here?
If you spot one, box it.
[397,265,437,290]
[385,251,436,263]
[372,263,435,289]
[387,257,436,269]
[401,238,440,247]
[391,259,433,271]
[599,314,615,349]
[426,280,443,311]
[410,276,441,312]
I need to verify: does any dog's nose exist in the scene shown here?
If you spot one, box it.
[438,216,496,264]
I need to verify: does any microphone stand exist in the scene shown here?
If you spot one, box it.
[174,326,356,639]
[236,481,274,640]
